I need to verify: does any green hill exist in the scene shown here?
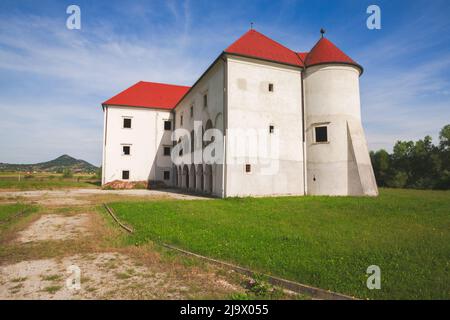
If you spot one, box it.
[0,155,98,173]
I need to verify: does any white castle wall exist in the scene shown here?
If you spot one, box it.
[225,56,305,197]
[102,105,173,185]
[304,64,378,196]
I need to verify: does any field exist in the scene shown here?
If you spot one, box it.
[0,172,100,190]
[110,188,450,300]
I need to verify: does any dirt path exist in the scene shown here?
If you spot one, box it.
[0,188,210,206]
[0,189,249,300]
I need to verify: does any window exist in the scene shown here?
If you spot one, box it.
[123,118,132,128]
[268,83,274,92]
[122,145,130,155]
[269,125,274,134]
[190,106,194,118]
[163,146,171,156]
[203,94,208,108]
[314,126,328,143]
[164,120,172,131]
[163,171,170,180]
[245,164,251,173]
[122,170,129,180]
[180,114,183,126]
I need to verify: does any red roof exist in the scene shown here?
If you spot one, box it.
[304,37,361,71]
[102,81,190,110]
[225,30,304,67]
[103,31,361,110]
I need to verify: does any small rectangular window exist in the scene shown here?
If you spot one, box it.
[245,164,251,173]
[163,146,171,156]
[164,120,172,130]
[315,126,328,143]
[269,125,274,134]
[163,171,170,180]
[180,114,183,126]
[123,118,132,128]
[203,94,208,108]
[122,145,130,155]
[122,170,129,180]
[268,83,274,92]
[190,106,194,118]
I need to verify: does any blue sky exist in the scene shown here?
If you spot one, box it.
[0,0,449,166]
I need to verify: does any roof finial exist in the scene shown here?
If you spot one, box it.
[250,22,254,30]
[320,28,326,38]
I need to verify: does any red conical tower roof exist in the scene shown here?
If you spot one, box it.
[304,37,362,73]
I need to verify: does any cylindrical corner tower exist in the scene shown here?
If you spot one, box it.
[303,37,378,196]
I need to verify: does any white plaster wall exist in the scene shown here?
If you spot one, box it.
[304,64,377,196]
[174,59,225,196]
[102,105,173,185]
[225,56,305,197]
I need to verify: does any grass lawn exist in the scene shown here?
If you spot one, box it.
[110,188,450,300]
[0,172,100,190]
[0,203,38,233]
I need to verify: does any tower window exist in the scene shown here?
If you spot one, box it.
[180,114,183,126]
[314,126,328,143]
[164,120,172,130]
[245,164,251,173]
[203,94,208,107]
[123,118,132,128]
[122,145,130,155]
[163,171,170,180]
[268,83,274,92]
[122,170,130,180]
[190,106,194,118]
[163,146,171,156]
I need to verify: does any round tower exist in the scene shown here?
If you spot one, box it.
[303,36,378,196]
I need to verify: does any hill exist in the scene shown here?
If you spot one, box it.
[0,155,98,173]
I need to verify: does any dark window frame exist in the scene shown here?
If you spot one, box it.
[269,125,274,134]
[203,94,208,108]
[268,83,274,92]
[122,145,131,155]
[164,120,172,131]
[163,146,171,156]
[314,126,328,143]
[122,170,130,180]
[123,118,132,129]
[163,171,170,180]
[245,164,251,173]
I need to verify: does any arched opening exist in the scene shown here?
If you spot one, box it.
[190,164,196,190]
[196,165,204,192]
[205,164,213,194]
[183,165,189,189]
[174,166,178,187]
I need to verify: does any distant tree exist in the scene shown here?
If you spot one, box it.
[370,149,390,186]
[371,124,449,190]
[95,167,102,180]
[62,168,73,178]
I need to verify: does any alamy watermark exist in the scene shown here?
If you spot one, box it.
[66,265,81,291]
[366,265,381,290]
[66,5,81,30]
[367,5,381,30]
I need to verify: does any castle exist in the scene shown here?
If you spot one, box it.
[101,29,378,197]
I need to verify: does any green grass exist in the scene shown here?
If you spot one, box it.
[0,203,37,226]
[110,188,450,300]
[0,172,100,190]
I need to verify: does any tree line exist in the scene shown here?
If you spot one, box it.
[370,124,450,190]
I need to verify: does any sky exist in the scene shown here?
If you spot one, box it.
[0,0,449,166]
